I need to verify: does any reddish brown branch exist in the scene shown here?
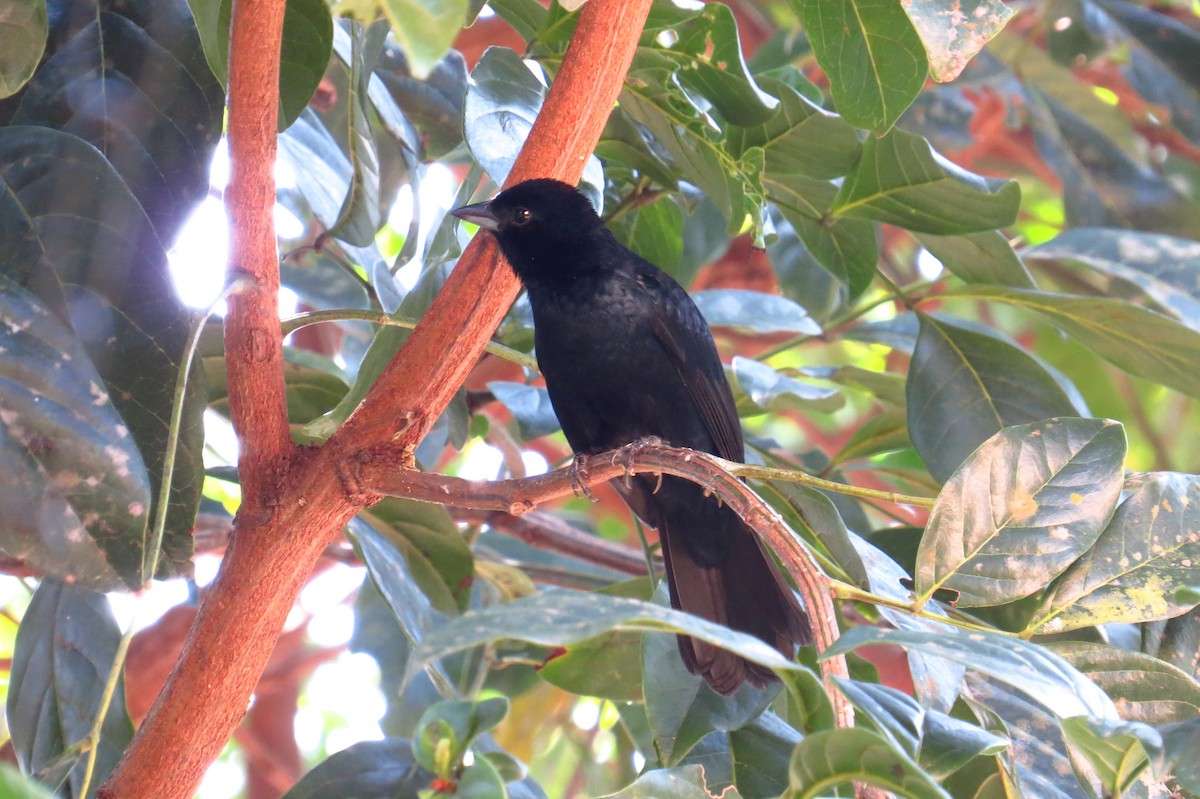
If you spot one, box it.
[457,508,649,576]
[356,442,852,727]
[221,0,294,502]
[101,1,655,796]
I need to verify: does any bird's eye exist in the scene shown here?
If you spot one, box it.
[512,207,532,226]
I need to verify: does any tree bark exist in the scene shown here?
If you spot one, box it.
[100,0,655,796]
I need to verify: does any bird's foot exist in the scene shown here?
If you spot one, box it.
[612,436,665,489]
[569,453,597,502]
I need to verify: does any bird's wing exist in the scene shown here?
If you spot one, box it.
[648,286,745,462]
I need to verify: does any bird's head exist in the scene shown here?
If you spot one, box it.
[450,178,607,283]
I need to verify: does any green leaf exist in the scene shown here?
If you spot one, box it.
[785,728,951,799]
[487,381,561,441]
[1159,718,1200,793]
[833,130,1021,233]
[280,738,429,798]
[729,711,802,795]
[831,409,910,466]
[1060,716,1157,798]
[664,3,778,126]
[0,764,57,799]
[903,0,1013,82]
[609,195,684,272]
[620,66,764,237]
[324,21,386,246]
[917,231,1036,290]
[464,46,544,188]
[537,631,644,702]
[0,276,151,590]
[18,3,224,239]
[824,626,1117,719]
[919,709,1010,779]
[787,0,927,132]
[0,0,47,98]
[1023,228,1200,330]
[732,358,843,414]
[458,756,508,799]
[378,0,468,79]
[1052,642,1200,725]
[606,764,744,798]
[642,624,777,765]
[907,314,1081,483]
[192,0,332,130]
[726,75,861,181]
[768,175,879,298]
[0,128,203,583]
[360,498,474,616]
[408,590,801,679]
[1032,473,1200,633]
[8,579,135,799]
[834,678,925,758]
[951,285,1200,399]
[693,290,821,335]
[915,418,1126,607]
[412,698,509,773]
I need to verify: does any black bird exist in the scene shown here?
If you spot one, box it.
[452,178,811,694]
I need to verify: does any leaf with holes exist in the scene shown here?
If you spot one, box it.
[915,418,1126,607]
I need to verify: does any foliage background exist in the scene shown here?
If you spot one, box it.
[0,0,1199,796]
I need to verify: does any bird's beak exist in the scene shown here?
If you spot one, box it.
[450,201,500,231]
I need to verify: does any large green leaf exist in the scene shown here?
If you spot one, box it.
[378,0,469,79]
[324,21,386,247]
[1053,642,1200,726]
[915,418,1126,607]
[785,728,951,799]
[693,289,821,335]
[768,177,879,297]
[1023,229,1200,331]
[787,0,927,132]
[0,0,47,99]
[409,590,801,679]
[726,75,860,181]
[8,579,134,799]
[279,738,430,798]
[191,0,334,130]
[832,129,1021,234]
[950,285,1200,399]
[1032,472,1200,633]
[907,314,1080,483]
[642,623,776,765]
[18,0,224,238]
[1060,716,1158,799]
[0,127,203,583]
[0,277,151,590]
[917,231,1035,289]
[825,626,1117,719]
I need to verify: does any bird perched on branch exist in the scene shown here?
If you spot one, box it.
[452,178,811,695]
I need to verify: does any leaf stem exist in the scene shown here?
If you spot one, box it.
[829,582,1010,635]
[726,461,936,509]
[281,309,539,371]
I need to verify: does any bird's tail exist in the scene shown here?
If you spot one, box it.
[620,476,812,695]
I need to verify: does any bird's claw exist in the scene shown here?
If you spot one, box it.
[569,454,597,502]
[611,436,665,489]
